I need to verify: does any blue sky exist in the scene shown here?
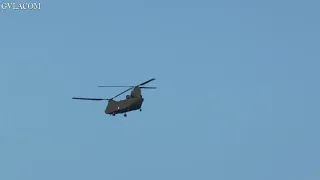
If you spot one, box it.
[1,0,319,179]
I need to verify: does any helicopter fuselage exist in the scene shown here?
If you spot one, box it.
[105,97,144,115]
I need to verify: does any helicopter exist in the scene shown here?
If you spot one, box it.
[72,78,156,117]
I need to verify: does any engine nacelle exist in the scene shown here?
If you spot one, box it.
[126,95,131,99]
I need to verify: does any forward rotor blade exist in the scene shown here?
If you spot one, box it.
[97,86,134,87]
[72,97,109,101]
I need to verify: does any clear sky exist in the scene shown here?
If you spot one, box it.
[1,0,319,179]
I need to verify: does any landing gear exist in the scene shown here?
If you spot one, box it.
[140,109,142,112]
[124,113,127,117]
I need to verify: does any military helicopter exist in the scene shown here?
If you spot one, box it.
[72,78,156,117]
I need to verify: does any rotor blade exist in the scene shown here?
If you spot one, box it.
[108,78,156,100]
[97,86,157,89]
[110,87,134,100]
[97,78,156,88]
[97,86,135,87]
[72,97,109,101]
[139,78,156,86]
[140,87,157,89]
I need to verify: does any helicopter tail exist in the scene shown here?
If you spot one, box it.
[131,87,142,98]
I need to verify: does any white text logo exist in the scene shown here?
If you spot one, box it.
[1,3,41,10]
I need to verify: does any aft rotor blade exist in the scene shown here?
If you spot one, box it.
[110,87,134,99]
[72,97,109,101]
[140,87,157,89]
[139,78,156,86]
[109,78,156,100]
[97,86,157,89]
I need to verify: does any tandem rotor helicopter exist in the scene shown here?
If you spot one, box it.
[72,78,156,117]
